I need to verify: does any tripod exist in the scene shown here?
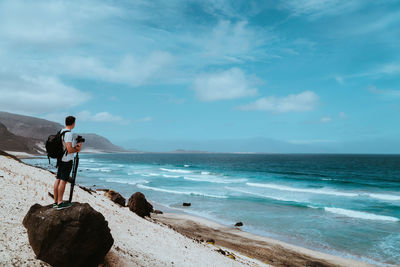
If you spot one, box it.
[68,152,79,203]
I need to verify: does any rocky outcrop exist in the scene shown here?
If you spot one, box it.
[183,202,191,207]
[128,192,153,218]
[106,190,126,207]
[22,203,113,267]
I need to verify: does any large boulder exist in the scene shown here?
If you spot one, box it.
[22,203,113,267]
[128,192,153,218]
[106,190,126,207]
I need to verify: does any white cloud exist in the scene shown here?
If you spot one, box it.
[239,90,318,113]
[0,1,174,88]
[135,116,153,123]
[197,20,271,63]
[339,63,400,81]
[368,85,400,99]
[0,0,123,47]
[0,75,90,114]
[193,68,258,101]
[59,52,173,87]
[320,116,332,123]
[380,63,400,75]
[0,1,273,89]
[352,10,400,35]
[200,0,248,19]
[76,110,128,124]
[281,0,366,19]
[335,76,344,84]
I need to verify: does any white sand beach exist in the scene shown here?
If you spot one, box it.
[0,154,373,266]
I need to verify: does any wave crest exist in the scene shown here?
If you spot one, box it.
[246,182,358,197]
[324,207,399,222]
[160,168,192,174]
[136,184,227,199]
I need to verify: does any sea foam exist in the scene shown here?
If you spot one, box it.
[246,182,358,197]
[102,178,149,185]
[136,184,227,199]
[368,193,400,201]
[226,187,312,207]
[162,174,181,178]
[184,174,247,184]
[324,207,399,222]
[160,168,192,174]
[86,167,112,173]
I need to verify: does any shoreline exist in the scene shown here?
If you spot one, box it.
[2,153,376,266]
[148,200,381,266]
[152,212,374,267]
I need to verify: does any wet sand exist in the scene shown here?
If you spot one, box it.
[153,213,373,267]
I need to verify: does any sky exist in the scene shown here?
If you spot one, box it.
[0,0,399,153]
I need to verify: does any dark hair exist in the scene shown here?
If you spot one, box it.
[65,116,76,126]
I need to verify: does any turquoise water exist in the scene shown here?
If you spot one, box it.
[24,153,400,265]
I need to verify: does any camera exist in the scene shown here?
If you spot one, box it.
[76,135,85,143]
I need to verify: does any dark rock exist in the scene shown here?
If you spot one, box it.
[127,192,153,218]
[22,203,113,267]
[78,185,95,195]
[153,209,163,214]
[216,248,226,255]
[234,222,243,227]
[96,188,110,192]
[206,239,215,244]
[182,202,191,207]
[106,190,126,207]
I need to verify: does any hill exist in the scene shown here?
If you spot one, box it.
[0,111,127,154]
[0,123,43,154]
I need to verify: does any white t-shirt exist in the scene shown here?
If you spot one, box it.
[61,128,75,162]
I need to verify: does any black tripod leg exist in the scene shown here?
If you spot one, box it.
[69,153,79,203]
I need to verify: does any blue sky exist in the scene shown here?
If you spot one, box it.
[0,0,399,152]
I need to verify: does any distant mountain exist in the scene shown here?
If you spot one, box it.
[79,133,127,153]
[0,111,127,154]
[0,111,62,140]
[0,122,44,154]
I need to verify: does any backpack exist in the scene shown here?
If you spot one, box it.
[45,130,70,164]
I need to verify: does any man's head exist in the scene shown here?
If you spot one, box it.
[65,116,76,129]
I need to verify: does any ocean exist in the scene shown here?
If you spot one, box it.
[24,153,400,265]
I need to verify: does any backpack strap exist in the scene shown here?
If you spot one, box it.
[60,130,71,157]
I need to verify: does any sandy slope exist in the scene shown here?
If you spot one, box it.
[154,213,374,267]
[0,155,268,267]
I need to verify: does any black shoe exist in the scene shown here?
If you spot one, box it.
[56,202,72,210]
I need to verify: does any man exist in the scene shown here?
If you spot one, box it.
[53,116,82,210]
